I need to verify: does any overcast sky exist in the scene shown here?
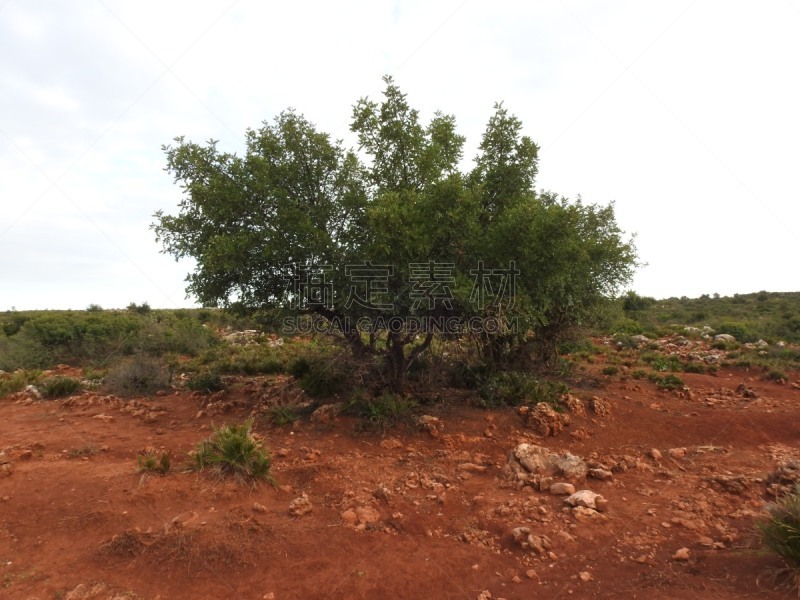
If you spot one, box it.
[2,0,798,311]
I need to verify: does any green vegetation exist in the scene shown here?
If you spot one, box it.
[193,419,273,483]
[152,77,637,390]
[39,376,82,398]
[346,392,419,432]
[186,370,225,394]
[265,404,300,427]
[104,355,171,397]
[0,369,40,397]
[759,484,800,591]
[618,291,800,344]
[137,449,171,474]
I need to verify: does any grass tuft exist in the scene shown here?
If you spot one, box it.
[193,419,274,484]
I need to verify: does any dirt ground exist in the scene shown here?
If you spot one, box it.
[2,348,800,599]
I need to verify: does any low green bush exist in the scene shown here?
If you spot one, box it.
[193,419,273,483]
[39,376,82,398]
[104,355,171,397]
[347,392,418,432]
[0,369,40,397]
[758,483,800,591]
[186,370,225,393]
[137,450,171,474]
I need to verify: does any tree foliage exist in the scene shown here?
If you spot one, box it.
[153,76,637,388]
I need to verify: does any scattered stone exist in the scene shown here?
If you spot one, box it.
[673,547,691,561]
[525,569,538,579]
[507,444,587,483]
[649,448,662,461]
[572,506,607,521]
[554,531,576,544]
[714,334,735,343]
[549,482,576,495]
[18,449,33,460]
[23,384,41,399]
[519,403,570,436]
[511,527,551,554]
[418,415,443,438]
[565,490,604,510]
[698,536,714,547]
[355,505,381,527]
[458,462,488,474]
[562,394,585,416]
[253,502,268,513]
[579,571,593,582]
[288,493,313,517]
[668,448,686,459]
[340,509,358,526]
[589,396,611,417]
[589,468,613,481]
[379,438,403,450]
[310,403,343,424]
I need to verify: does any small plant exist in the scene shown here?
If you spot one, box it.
[652,373,685,390]
[186,370,225,393]
[631,369,647,380]
[758,483,800,592]
[104,355,171,397]
[137,449,171,474]
[193,419,273,483]
[66,444,98,459]
[39,376,82,398]
[682,362,706,374]
[348,392,418,432]
[294,355,349,398]
[266,404,300,426]
[0,369,40,397]
[764,368,788,383]
[601,366,619,376]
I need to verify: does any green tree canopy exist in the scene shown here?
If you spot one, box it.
[153,76,637,388]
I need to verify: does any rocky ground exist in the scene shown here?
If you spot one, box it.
[2,342,800,599]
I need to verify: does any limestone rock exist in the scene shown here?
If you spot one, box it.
[310,403,343,424]
[507,444,587,482]
[549,482,576,495]
[288,493,313,517]
[565,490,604,510]
[418,415,443,438]
[519,403,570,436]
[588,396,611,417]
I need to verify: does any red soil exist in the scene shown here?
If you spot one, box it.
[2,365,799,599]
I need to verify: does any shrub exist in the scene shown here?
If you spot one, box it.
[193,419,273,483]
[0,369,40,397]
[186,371,225,394]
[717,321,756,343]
[137,449,171,474]
[295,355,350,398]
[476,371,568,409]
[682,362,706,374]
[764,369,788,382]
[631,369,647,380]
[651,373,685,390]
[601,366,619,376]
[758,483,800,590]
[104,355,171,397]
[347,392,419,432]
[265,404,300,427]
[39,376,82,398]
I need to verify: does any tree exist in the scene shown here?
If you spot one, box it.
[153,77,637,389]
